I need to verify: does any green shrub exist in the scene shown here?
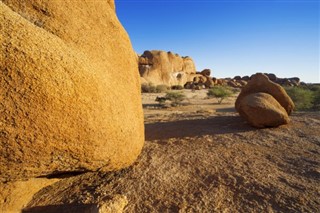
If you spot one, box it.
[313,88,320,110]
[285,87,314,111]
[165,91,186,106]
[207,86,233,104]
[307,85,320,110]
[171,85,184,90]
[155,96,167,106]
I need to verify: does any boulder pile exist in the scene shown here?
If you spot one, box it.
[183,72,303,90]
[184,70,216,90]
[235,73,295,128]
[138,51,304,90]
[225,73,303,89]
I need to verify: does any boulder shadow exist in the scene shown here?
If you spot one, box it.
[145,115,255,141]
[216,107,236,113]
[22,203,98,213]
[143,103,161,108]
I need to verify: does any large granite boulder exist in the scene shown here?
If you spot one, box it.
[0,0,144,181]
[237,93,290,128]
[138,50,196,86]
[235,73,295,115]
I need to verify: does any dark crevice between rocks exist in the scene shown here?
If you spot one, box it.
[36,171,87,179]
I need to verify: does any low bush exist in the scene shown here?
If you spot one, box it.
[207,86,233,104]
[313,90,320,110]
[141,83,169,93]
[156,84,169,93]
[308,85,320,110]
[155,96,167,105]
[141,83,157,93]
[171,85,184,90]
[285,87,315,111]
[165,91,186,106]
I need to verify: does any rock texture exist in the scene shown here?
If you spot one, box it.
[139,50,196,86]
[137,51,218,89]
[235,73,294,115]
[3,110,318,213]
[236,93,290,128]
[0,178,59,212]
[0,0,144,181]
[98,195,128,213]
[235,73,294,128]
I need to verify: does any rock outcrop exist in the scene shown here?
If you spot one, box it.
[235,73,294,128]
[236,93,290,128]
[137,50,218,89]
[139,50,196,86]
[0,0,144,181]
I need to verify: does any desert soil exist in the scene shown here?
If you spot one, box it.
[3,89,320,212]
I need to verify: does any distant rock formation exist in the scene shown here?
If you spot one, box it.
[179,72,220,90]
[235,73,294,128]
[138,52,304,90]
[139,50,197,86]
[201,69,211,77]
[222,73,303,89]
[0,0,144,182]
[137,50,219,89]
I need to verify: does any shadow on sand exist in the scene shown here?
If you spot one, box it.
[145,115,255,141]
[22,203,99,213]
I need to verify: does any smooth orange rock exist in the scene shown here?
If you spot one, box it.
[138,50,196,86]
[237,93,290,128]
[235,73,294,115]
[0,0,144,181]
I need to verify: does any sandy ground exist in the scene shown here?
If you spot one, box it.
[2,89,320,212]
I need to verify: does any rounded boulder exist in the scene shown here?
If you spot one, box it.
[0,0,144,181]
[235,73,294,115]
[237,93,290,128]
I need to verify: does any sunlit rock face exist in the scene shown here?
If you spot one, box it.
[138,50,197,86]
[0,0,144,181]
[235,73,295,128]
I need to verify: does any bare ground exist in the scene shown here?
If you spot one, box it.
[3,90,320,212]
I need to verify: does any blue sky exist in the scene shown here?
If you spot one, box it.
[116,0,319,83]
